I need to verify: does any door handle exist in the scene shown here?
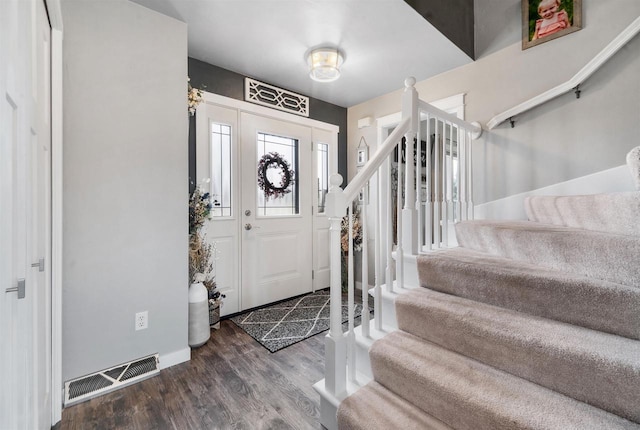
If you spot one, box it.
[31,258,44,272]
[5,278,26,299]
[245,223,261,231]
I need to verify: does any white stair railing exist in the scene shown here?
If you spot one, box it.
[318,78,481,421]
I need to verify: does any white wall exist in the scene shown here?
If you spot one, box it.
[62,0,188,381]
[347,0,640,205]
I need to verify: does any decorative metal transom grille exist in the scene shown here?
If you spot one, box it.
[245,78,309,117]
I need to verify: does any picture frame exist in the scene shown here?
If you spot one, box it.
[522,0,582,50]
[356,148,368,167]
[356,136,369,167]
[358,184,369,205]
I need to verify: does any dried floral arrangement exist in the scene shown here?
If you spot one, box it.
[187,77,203,116]
[189,179,225,303]
[341,203,363,254]
[340,203,364,291]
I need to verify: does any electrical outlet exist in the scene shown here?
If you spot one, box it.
[135,311,148,331]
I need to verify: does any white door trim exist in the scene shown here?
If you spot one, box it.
[45,0,63,424]
[196,92,339,312]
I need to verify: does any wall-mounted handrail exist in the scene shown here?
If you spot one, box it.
[487,15,640,130]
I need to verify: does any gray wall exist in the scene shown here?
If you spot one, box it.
[62,0,188,381]
[348,0,640,204]
[405,0,475,59]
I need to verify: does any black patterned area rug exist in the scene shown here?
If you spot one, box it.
[230,289,373,353]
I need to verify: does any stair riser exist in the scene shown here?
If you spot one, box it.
[370,332,638,430]
[396,290,640,423]
[455,222,640,287]
[417,252,640,340]
[525,192,640,236]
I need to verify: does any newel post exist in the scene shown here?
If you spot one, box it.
[402,77,419,255]
[324,173,347,398]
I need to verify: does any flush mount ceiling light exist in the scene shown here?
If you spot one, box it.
[307,48,344,82]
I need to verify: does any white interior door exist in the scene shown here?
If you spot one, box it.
[1,0,52,428]
[240,113,313,309]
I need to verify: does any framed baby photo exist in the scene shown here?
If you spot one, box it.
[522,0,582,50]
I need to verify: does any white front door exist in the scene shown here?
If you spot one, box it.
[0,0,52,428]
[240,113,313,309]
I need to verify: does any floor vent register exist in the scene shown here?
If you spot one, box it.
[64,354,159,406]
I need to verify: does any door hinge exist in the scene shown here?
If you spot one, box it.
[6,278,26,299]
[31,258,44,272]
[312,270,314,279]
[311,205,314,215]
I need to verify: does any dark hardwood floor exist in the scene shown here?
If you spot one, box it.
[59,320,326,430]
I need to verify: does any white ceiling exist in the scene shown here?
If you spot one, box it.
[131,0,473,107]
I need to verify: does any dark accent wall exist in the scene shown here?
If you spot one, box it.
[404,0,475,59]
[188,57,348,191]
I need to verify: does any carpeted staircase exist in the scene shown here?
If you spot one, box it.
[337,149,640,429]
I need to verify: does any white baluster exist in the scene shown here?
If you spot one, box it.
[324,174,347,398]
[459,129,467,221]
[442,122,449,248]
[447,122,454,246]
[453,125,460,224]
[375,169,382,330]
[433,119,440,249]
[396,142,404,289]
[361,192,370,338]
[347,204,356,382]
[467,130,474,220]
[385,157,394,293]
[416,117,423,251]
[425,115,432,250]
[402,77,419,255]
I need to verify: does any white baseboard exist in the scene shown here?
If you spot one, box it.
[158,347,190,370]
[475,165,634,221]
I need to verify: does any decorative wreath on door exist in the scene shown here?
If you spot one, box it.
[257,152,295,200]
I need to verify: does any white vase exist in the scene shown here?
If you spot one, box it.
[188,282,210,348]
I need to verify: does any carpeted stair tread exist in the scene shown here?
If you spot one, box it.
[370,331,640,430]
[454,219,640,287]
[416,247,640,340]
[337,381,453,430]
[395,288,640,422]
[524,192,640,236]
